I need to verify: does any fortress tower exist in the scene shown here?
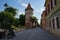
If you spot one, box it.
[25,3,34,28]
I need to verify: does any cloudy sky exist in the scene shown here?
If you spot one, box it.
[0,0,45,24]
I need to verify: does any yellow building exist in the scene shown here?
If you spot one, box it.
[44,0,60,36]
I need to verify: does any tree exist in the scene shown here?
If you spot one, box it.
[0,3,18,29]
[0,12,4,28]
[13,18,20,27]
[32,16,38,23]
[0,12,15,29]
[4,3,17,16]
[19,14,25,26]
[3,3,18,28]
[31,16,39,27]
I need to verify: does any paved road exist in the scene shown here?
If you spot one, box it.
[1,27,60,40]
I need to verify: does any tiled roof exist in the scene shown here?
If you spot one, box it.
[25,3,33,10]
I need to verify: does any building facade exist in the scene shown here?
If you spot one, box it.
[43,0,60,36]
[25,3,34,29]
[40,10,47,29]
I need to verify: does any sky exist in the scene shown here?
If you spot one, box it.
[0,0,45,24]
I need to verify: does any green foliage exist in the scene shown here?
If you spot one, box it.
[4,7,17,16]
[0,3,17,29]
[13,18,20,27]
[4,3,17,16]
[19,14,25,26]
[32,16,38,23]
[0,12,15,29]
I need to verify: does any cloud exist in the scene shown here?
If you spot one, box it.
[17,11,24,15]
[17,0,27,8]
[30,4,34,8]
[15,11,24,18]
[38,20,40,24]
[21,3,33,8]
[21,3,27,8]
[36,7,45,13]
[33,7,45,23]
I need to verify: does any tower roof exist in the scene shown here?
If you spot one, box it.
[25,3,33,10]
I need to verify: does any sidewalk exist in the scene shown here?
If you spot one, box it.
[50,29,60,37]
[14,28,25,33]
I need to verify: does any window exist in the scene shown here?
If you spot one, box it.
[51,0,56,9]
[49,20,51,28]
[51,0,53,9]
[50,1,51,11]
[45,12,47,16]
[56,17,59,29]
[52,19,55,29]
[54,0,56,5]
[52,0,56,7]
[47,7,48,14]
[46,8,48,16]
[48,4,50,13]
